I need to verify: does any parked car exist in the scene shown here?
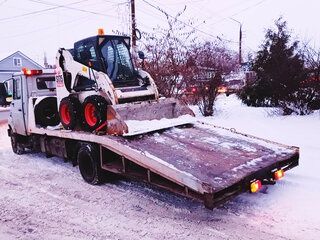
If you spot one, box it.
[218,79,244,96]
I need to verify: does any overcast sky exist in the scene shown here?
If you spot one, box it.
[0,0,319,66]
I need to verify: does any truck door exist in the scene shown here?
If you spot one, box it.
[11,76,27,135]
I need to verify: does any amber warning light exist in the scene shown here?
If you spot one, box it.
[250,180,262,193]
[98,28,105,35]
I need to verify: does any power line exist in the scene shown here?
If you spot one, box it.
[101,0,129,5]
[0,0,89,22]
[0,0,8,6]
[207,0,270,27]
[0,0,126,23]
[164,0,208,6]
[140,0,238,43]
[28,0,120,18]
[198,0,256,23]
[2,14,92,40]
[231,0,269,17]
[1,1,122,40]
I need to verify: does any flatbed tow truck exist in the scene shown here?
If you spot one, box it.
[6,68,299,209]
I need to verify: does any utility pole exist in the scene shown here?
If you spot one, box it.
[239,24,242,65]
[131,0,137,49]
[229,17,242,65]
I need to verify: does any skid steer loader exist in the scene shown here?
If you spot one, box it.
[55,29,194,135]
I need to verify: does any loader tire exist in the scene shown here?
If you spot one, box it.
[59,97,81,130]
[82,95,108,131]
[77,144,102,185]
[35,97,60,127]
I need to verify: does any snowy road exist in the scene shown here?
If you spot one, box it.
[0,95,319,240]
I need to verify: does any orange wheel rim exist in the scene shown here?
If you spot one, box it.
[85,103,97,127]
[60,103,71,125]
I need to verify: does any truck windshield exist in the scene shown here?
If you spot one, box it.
[100,39,138,87]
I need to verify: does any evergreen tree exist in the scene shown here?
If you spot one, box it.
[240,18,307,109]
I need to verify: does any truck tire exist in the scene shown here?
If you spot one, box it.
[59,97,81,130]
[77,144,102,185]
[11,133,24,155]
[82,95,108,131]
[35,97,60,127]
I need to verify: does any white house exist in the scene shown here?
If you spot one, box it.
[0,51,43,82]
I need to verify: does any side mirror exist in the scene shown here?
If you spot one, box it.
[138,51,145,60]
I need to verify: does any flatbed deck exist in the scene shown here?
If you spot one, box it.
[30,121,299,208]
[116,123,299,191]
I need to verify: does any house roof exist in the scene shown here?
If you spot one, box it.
[0,51,43,69]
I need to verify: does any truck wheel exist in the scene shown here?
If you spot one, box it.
[59,97,81,130]
[11,133,24,155]
[35,97,60,127]
[82,95,108,131]
[77,144,102,185]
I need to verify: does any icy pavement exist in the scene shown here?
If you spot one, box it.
[0,94,319,240]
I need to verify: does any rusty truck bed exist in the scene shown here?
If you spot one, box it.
[32,122,299,208]
[115,123,298,192]
[108,122,299,207]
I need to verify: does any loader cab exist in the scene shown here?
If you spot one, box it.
[73,35,139,88]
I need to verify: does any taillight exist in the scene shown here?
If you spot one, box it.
[22,68,42,76]
[250,180,262,193]
[274,169,284,180]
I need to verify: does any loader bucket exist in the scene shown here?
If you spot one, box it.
[106,98,195,136]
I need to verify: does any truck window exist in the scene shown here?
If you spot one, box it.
[4,80,13,96]
[13,77,21,100]
[36,77,56,90]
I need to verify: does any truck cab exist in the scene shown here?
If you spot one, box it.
[8,68,59,137]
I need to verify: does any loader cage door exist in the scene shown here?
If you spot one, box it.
[73,36,139,87]
[73,40,100,91]
[74,40,103,73]
[99,37,139,87]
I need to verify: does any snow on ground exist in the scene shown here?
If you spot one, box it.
[0,94,319,240]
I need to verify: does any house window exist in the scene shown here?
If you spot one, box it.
[13,58,22,67]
